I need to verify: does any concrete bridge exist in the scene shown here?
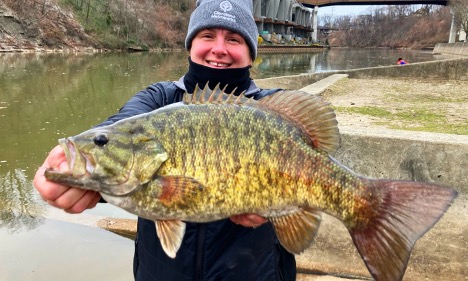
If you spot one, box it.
[254,0,315,44]
[253,0,454,44]
[298,0,448,7]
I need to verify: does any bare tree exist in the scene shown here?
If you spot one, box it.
[449,0,468,38]
[322,5,450,48]
[4,0,60,26]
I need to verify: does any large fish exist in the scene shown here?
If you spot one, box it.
[45,86,457,281]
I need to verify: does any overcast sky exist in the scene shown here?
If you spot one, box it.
[318,5,374,16]
[317,4,431,17]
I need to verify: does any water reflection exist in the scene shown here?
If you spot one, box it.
[0,52,190,233]
[0,218,134,281]
[0,169,45,232]
[253,53,317,78]
[308,48,457,73]
[253,48,456,78]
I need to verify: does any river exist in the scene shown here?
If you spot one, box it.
[0,48,456,280]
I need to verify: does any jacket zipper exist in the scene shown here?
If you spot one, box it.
[195,224,206,281]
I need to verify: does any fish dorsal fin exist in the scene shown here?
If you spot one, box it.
[258,90,340,154]
[269,207,322,254]
[184,85,339,153]
[183,83,253,105]
[154,220,186,258]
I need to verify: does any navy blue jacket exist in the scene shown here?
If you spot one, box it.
[100,80,296,281]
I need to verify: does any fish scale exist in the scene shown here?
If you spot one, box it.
[119,102,373,225]
[45,85,457,281]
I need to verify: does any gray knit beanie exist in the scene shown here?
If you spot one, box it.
[185,0,258,60]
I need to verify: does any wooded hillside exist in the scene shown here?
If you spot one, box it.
[0,0,455,51]
[320,5,452,48]
[0,0,194,51]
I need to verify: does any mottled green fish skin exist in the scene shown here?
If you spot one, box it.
[110,102,374,229]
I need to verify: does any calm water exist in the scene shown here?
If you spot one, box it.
[0,49,455,280]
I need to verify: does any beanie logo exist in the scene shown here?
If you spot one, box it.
[211,1,236,23]
[219,1,233,12]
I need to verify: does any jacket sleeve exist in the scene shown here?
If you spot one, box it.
[97,83,169,127]
[253,88,282,100]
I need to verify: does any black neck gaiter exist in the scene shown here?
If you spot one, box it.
[183,57,252,95]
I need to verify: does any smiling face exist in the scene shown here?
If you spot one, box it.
[189,28,252,69]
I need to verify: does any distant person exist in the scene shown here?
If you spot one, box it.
[397,58,408,65]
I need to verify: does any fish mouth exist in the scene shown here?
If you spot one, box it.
[59,138,95,178]
[44,137,140,196]
[44,138,96,189]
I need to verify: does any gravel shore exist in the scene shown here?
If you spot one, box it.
[320,77,468,135]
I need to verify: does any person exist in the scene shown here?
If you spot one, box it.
[33,0,297,280]
[397,58,408,65]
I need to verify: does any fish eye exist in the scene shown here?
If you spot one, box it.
[94,134,109,147]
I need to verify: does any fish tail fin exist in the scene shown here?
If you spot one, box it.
[349,179,457,281]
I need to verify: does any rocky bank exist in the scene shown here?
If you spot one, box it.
[0,1,97,52]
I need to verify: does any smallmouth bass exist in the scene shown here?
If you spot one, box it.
[45,85,457,281]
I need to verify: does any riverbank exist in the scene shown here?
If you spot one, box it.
[0,46,188,53]
[258,44,326,53]
[0,45,324,54]
[321,77,468,135]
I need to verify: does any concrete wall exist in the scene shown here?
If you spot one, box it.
[434,42,468,56]
[254,57,468,90]
[460,29,467,42]
[336,128,468,194]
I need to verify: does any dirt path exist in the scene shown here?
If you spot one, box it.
[320,78,468,135]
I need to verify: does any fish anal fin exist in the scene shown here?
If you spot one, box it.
[270,207,322,254]
[258,91,340,154]
[156,175,204,207]
[154,220,186,258]
[350,179,457,281]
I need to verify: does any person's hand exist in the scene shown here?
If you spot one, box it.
[230,214,268,228]
[33,145,101,214]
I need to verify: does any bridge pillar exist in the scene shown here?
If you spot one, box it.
[277,0,286,21]
[253,0,261,19]
[449,8,457,43]
[312,6,318,42]
[254,0,314,45]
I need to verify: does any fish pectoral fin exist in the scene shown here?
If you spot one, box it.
[269,207,322,254]
[157,175,205,207]
[154,220,186,258]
